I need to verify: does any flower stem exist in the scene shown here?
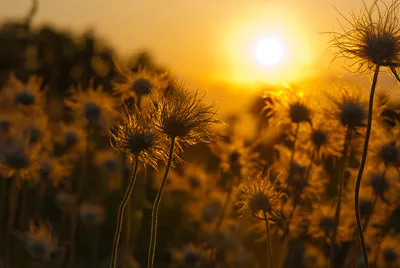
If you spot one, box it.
[355,65,380,268]
[147,138,175,268]
[263,211,273,268]
[110,156,140,268]
[330,127,352,268]
[215,176,235,231]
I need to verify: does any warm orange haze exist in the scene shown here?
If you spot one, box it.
[1,0,370,86]
[0,0,400,268]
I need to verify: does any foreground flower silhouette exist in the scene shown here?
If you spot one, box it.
[330,1,400,266]
[109,104,168,268]
[147,84,221,268]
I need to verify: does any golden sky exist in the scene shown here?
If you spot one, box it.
[1,0,395,95]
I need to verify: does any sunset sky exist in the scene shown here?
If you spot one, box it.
[1,0,396,96]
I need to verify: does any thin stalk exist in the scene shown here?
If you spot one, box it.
[330,127,352,268]
[355,65,380,268]
[289,124,300,172]
[280,123,300,213]
[147,138,175,268]
[122,153,132,268]
[214,176,235,231]
[263,211,273,268]
[282,150,316,241]
[110,157,140,268]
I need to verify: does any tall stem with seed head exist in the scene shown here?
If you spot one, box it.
[110,156,140,268]
[147,138,175,268]
[355,65,380,268]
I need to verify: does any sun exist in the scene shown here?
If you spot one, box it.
[255,37,284,66]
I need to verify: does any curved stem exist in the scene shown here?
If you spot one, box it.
[263,211,273,268]
[355,65,380,268]
[110,157,140,268]
[330,127,352,268]
[147,138,175,268]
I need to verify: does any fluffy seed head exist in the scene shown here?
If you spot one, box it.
[24,222,57,262]
[236,171,286,221]
[378,142,400,166]
[383,247,398,264]
[110,104,168,168]
[289,102,311,123]
[311,129,328,149]
[330,0,400,73]
[151,84,221,147]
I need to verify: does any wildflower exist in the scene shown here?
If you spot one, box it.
[93,149,120,173]
[55,191,77,213]
[380,234,400,267]
[151,84,221,147]
[166,162,215,197]
[112,65,168,103]
[324,83,368,130]
[23,221,57,262]
[370,123,400,169]
[37,155,72,186]
[79,203,105,226]
[0,135,41,182]
[55,123,87,157]
[110,104,168,169]
[236,172,285,221]
[210,136,263,178]
[170,243,216,268]
[298,119,342,160]
[0,74,45,111]
[65,84,118,130]
[263,85,313,133]
[329,0,400,75]
[187,190,225,232]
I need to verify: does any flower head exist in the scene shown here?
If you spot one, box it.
[330,0,400,73]
[170,243,216,268]
[110,104,168,168]
[79,203,105,226]
[236,171,286,221]
[263,85,314,133]
[113,64,168,103]
[151,84,221,148]
[210,136,263,179]
[0,74,45,112]
[23,221,57,262]
[55,191,77,213]
[65,84,118,130]
[324,83,368,130]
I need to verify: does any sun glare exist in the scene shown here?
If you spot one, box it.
[255,37,284,66]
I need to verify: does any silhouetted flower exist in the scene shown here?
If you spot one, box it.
[110,103,168,168]
[236,171,285,222]
[23,221,57,262]
[330,0,400,75]
[65,84,118,130]
[151,84,221,148]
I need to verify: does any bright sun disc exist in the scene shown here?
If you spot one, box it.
[255,37,284,66]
